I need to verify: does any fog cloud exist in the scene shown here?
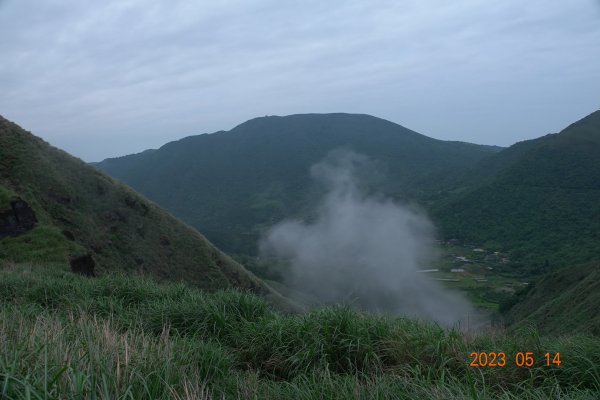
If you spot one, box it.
[261,149,475,326]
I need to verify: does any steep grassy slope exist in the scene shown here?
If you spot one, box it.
[97,113,500,255]
[1,263,599,399]
[433,110,600,272]
[0,115,285,301]
[504,261,600,336]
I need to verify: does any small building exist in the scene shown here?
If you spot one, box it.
[451,268,465,273]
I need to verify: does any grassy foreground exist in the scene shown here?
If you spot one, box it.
[1,264,599,399]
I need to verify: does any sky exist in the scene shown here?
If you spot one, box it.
[1,0,599,162]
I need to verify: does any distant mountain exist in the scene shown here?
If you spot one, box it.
[0,115,288,305]
[503,261,600,335]
[434,110,600,272]
[97,113,500,255]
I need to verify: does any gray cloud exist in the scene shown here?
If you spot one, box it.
[1,0,599,160]
[260,150,476,326]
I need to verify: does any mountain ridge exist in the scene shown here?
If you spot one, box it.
[97,113,502,255]
[433,110,600,271]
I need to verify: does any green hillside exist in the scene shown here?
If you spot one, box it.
[433,110,600,272]
[1,263,599,399]
[97,113,500,255]
[503,261,600,336]
[2,112,600,398]
[0,116,287,304]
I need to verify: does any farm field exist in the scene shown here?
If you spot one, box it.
[430,244,529,313]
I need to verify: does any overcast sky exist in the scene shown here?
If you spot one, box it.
[1,0,599,161]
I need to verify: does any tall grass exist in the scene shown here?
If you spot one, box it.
[1,263,599,399]
[0,307,222,399]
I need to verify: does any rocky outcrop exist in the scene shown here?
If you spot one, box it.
[0,199,37,239]
[70,254,96,277]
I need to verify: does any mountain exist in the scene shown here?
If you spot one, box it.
[97,113,501,255]
[2,115,598,399]
[0,115,288,304]
[503,261,600,335]
[433,110,600,273]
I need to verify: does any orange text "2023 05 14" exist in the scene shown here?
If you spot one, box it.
[469,352,561,367]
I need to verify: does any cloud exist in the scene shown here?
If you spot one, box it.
[260,150,476,326]
[1,1,599,160]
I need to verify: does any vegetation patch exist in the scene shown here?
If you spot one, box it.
[0,264,598,399]
[0,116,289,308]
[0,225,85,263]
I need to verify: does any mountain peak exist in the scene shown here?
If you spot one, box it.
[230,113,420,137]
[97,113,499,255]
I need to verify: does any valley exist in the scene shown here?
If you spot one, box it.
[431,243,526,313]
[241,240,527,316]
[1,111,599,398]
[96,111,600,328]
[2,2,598,397]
